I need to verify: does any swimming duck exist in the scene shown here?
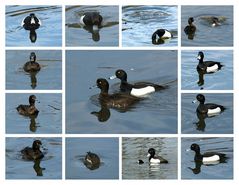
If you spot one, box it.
[109,69,166,97]
[16,95,39,116]
[95,78,140,110]
[21,13,41,43]
[23,52,41,73]
[84,151,100,170]
[21,140,44,161]
[197,51,223,73]
[190,143,227,163]
[152,29,173,44]
[192,94,225,116]
[21,13,41,31]
[80,12,103,31]
[211,17,221,27]
[184,17,196,35]
[147,148,168,164]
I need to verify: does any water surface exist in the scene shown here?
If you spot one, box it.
[6,5,62,46]
[6,50,62,90]
[181,6,233,46]
[66,50,177,134]
[181,137,233,179]
[6,137,62,179]
[122,137,177,179]
[181,50,233,90]
[65,6,119,46]
[65,137,119,179]
[122,6,178,47]
[181,93,233,134]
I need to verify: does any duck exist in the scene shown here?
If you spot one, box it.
[80,12,103,31]
[184,17,196,35]
[21,13,41,31]
[211,17,221,27]
[21,13,41,43]
[147,148,168,164]
[109,69,166,97]
[84,151,100,170]
[152,29,173,44]
[192,94,225,116]
[21,140,44,161]
[16,95,39,116]
[23,52,41,73]
[94,78,140,110]
[197,51,223,73]
[190,143,227,163]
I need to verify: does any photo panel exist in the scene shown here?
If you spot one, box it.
[6,50,62,90]
[181,93,233,134]
[181,137,233,179]
[122,5,178,47]
[6,5,62,46]
[181,50,233,90]
[181,5,233,46]
[65,137,119,179]
[6,93,62,134]
[65,5,119,46]
[6,137,62,179]
[122,137,178,179]
[65,50,177,134]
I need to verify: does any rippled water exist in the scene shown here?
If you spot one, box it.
[122,6,178,46]
[181,93,233,134]
[181,6,233,46]
[6,93,62,134]
[66,50,177,134]
[181,50,233,90]
[6,137,62,179]
[65,138,119,179]
[6,5,62,46]
[6,50,62,90]
[65,6,119,46]
[181,137,233,179]
[122,137,177,179]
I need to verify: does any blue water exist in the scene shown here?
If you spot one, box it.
[122,6,178,47]
[66,50,177,134]
[181,6,233,46]
[65,6,119,46]
[65,137,119,179]
[6,93,62,134]
[6,137,62,179]
[122,137,177,179]
[181,93,233,134]
[6,5,62,46]
[181,137,233,179]
[181,50,233,90]
[6,50,62,90]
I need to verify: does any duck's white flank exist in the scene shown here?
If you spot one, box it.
[131,86,155,97]
[206,64,219,73]
[162,30,172,38]
[202,155,220,162]
[208,107,221,114]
